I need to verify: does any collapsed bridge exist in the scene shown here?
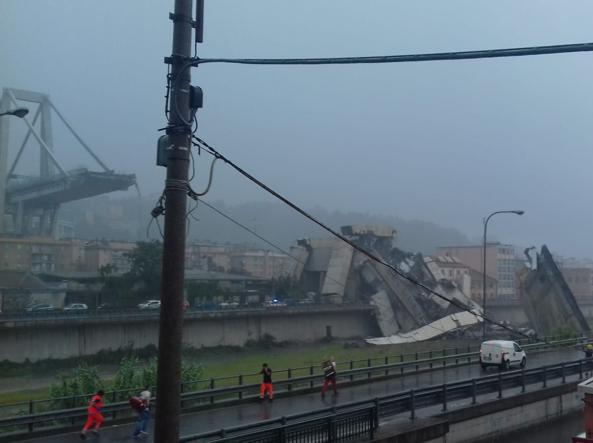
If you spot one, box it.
[0,88,136,236]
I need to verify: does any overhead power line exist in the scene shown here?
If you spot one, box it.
[193,42,593,67]
[197,197,351,291]
[191,135,528,339]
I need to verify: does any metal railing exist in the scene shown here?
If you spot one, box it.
[0,335,583,424]
[0,336,585,437]
[0,303,370,322]
[180,358,593,442]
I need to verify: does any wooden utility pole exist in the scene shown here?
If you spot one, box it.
[154,0,195,441]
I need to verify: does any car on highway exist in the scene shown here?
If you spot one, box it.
[63,303,88,311]
[138,300,161,310]
[263,299,287,307]
[480,340,526,370]
[24,303,56,313]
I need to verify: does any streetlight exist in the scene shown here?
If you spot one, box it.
[0,107,29,118]
[482,209,525,340]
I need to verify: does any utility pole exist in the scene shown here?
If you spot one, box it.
[154,0,194,441]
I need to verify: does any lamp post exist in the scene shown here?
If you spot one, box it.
[0,107,29,118]
[482,210,524,340]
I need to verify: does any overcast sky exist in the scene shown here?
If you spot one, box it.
[2,1,593,257]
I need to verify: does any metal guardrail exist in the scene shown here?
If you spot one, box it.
[0,335,581,421]
[0,336,585,436]
[180,358,593,442]
[0,303,369,322]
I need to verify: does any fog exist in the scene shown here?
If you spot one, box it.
[2,0,593,257]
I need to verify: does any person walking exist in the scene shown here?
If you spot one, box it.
[131,386,151,439]
[259,363,274,400]
[80,390,105,439]
[585,343,593,358]
[321,357,337,397]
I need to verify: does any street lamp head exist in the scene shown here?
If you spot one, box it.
[513,210,525,216]
[11,107,29,118]
[0,107,29,118]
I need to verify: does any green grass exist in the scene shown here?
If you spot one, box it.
[0,338,478,406]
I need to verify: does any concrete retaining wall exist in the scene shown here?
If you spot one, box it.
[0,307,378,362]
[430,383,581,443]
[373,382,582,443]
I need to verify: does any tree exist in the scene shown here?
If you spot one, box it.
[125,241,163,299]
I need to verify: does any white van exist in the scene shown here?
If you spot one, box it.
[480,340,526,370]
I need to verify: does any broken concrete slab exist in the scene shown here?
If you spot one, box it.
[518,245,590,336]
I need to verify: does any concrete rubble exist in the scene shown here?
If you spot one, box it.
[289,225,482,344]
[518,245,590,337]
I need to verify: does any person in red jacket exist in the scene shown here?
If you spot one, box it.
[80,390,105,439]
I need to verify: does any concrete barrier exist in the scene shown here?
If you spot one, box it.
[0,306,378,362]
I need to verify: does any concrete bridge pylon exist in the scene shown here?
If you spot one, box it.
[0,87,136,236]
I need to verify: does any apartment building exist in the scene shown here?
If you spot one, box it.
[0,236,292,280]
[0,237,84,273]
[436,243,523,299]
[424,255,471,296]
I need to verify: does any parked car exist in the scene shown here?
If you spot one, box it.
[138,300,161,310]
[25,304,56,313]
[264,299,287,308]
[63,303,88,311]
[480,340,526,370]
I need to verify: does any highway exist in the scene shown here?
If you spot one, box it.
[17,346,584,442]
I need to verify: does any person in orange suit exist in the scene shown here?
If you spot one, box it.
[259,363,274,400]
[80,390,105,439]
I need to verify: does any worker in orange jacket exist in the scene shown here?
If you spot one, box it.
[80,390,105,439]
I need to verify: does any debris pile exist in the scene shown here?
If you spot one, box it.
[289,225,482,343]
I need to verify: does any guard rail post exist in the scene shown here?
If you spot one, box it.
[561,363,566,384]
[543,366,547,388]
[471,378,477,404]
[111,391,117,420]
[455,347,459,365]
[415,353,419,371]
[238,375,243,399]
[400,355,404,375]
[521,368,526,393]
[467,345,471,363]
[28,400,34,432]
[410,389,415,420]
[350,361,354,381]
[498,372,503,398]
[310,366,314,388]
[368,359,372,379]
[442,384,447,411]
[370,406,377,439]
[384,356,389,376]
[210,379,215,404]
[373,397,380,430]
[288,368,292,391]
[429,351,433,368]
[328,415,336,443]
[442,349,446,367]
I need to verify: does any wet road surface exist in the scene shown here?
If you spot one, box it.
[18,347,583,442]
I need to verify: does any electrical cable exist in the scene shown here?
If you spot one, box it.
[192,42,593,67]
[191,135,530,339]
[188,156,218,197]
[171,61,195,127]
[197,197,348,288]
